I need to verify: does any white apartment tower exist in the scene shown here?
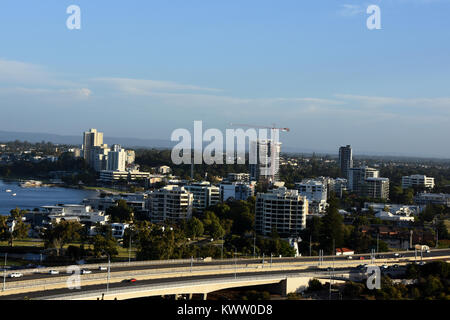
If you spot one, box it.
[402,175,435,190]
[184,182,220,213]
[249,139,281,184]
[255,187,307,237]
[148,185,193,224]
[107,144,127,172]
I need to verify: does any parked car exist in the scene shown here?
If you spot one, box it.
[9,272,23,278]
[48,270,59,275]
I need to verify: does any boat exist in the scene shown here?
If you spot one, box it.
[12,193,17,196]
[20,180,42,188]
[5,189,12,193]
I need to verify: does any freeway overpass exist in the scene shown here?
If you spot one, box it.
[1,248,449,300]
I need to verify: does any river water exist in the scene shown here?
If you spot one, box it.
[0,180,98,215]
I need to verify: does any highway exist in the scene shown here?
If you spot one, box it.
[3,248,449,284]
[0,267,357,300]
[0,248,448,300]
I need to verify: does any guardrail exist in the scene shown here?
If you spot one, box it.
[42,272,326,300]
[2,253,449,296]
[4,248,449,277]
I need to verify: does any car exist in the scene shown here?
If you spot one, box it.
[9,272,23,278]
[359,256,365,260]
[347,256,353,260]
[98,266,107,271]
[128,278,137,283]
[419,261,426,266]
[394,253,400,257]
[81,269,92,274]
[425,250,430,253]
[48,270,59,275]
[381,265,389,269]
[393,264,399,268]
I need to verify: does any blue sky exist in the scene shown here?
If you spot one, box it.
[0,0,449,157]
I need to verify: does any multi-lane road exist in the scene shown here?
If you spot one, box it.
[3,248,449,283]
[1,248,449,300]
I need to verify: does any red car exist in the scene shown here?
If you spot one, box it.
[359,256,365,260]
[129,278,137,283]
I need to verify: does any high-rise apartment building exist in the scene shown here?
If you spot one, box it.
[255,187,307,237]
[339,145,353,179]
[220,182,255,201]
[82,128,103,165]
[107,144,127,172]
[184,182,220,213]
[249,139,281,184]
[364,177,390,200]
[348,166,379,194]
[402,175,435,190]
[294,179,328,214]
[148,185,193,223]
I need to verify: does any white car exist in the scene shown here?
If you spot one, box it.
[9,272,23,278]
[81,269,92,274]
[347,256,353,260]
[48,270,59,275]
[98,266,107,271]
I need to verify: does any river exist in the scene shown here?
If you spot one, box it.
[0,179,98,215]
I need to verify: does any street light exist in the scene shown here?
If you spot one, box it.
[106,255,111,293]
[2,253,7,292]
[234,249,237,279]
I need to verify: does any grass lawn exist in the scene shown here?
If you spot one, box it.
[0,238,137,259]
[444,220,450,233]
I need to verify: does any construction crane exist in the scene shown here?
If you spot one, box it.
[229,123,290,132]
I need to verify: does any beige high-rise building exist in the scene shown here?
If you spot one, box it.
[82,129,104,166]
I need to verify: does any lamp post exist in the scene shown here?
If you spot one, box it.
[128,234,132,264]
[106,255,111,293]
[235,249,238,278]
[2,253,7,292]
[221,237,224,260]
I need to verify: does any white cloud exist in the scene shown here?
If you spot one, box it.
[338,4,365,17]
[92,77,221,95]
[0,87,92,100]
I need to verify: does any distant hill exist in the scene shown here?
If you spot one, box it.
[0,130,174,149]
[0,130,448,161]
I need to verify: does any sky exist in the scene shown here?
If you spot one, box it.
[0,0,449,157]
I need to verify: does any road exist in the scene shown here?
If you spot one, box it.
[2,248,449,284]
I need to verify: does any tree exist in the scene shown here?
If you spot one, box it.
[0,208,30,247]
[307,278,323,292]
[92,235,118,258]
[186,217,204,240]
[319,201,344,254]
[436,220,449,240]
[42,221,83,256]
[202,211,225,239]
[106,200,134,223]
